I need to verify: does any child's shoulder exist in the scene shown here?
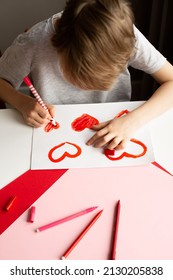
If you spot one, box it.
[12,13,62,47]
[129,25,166,74]
[28,12,63,38]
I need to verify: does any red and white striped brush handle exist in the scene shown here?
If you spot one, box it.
[23,76,56,125]
[23,77,48,111]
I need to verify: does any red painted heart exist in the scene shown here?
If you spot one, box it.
[104,138,147,160]
[44,121,60,132]
[71,114,99,131]
[48,142,82,163]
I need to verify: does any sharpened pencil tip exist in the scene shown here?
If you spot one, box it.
[36,229,40,233]
[61,256,66,260]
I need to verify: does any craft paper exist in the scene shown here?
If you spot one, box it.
[0,169,67,235]
[31,102,154,169]
[1,164,173,260]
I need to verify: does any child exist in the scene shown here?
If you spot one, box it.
[0,0,173,150]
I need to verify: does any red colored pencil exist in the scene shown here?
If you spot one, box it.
[111,200,121,260]
[61,210,103,259]
[3,196,17,211]
[36,206,98,232]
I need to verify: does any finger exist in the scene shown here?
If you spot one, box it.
[115,140,128,150]
[37,107,50,120]
[47,105,56,118]
[32,102,50,120]
[34,114,50,125]
[26,118,43,128]
[26,110,50,126]
[106,137,122,150]
[86,127,109,145]
[91,120,110,131]
[30,106,50,124]
[92,133,116,148]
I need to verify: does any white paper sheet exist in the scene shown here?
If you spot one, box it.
[31,102,155,169]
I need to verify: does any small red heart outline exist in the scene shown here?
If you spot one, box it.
[48,142,82,163]
[104,138,147,161]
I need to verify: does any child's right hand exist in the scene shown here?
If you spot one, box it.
[16,94,55,127]
[86,111,139,150]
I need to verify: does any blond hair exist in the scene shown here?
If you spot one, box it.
[52,0,135,90]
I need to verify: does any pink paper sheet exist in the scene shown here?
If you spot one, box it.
[0,164,173,260]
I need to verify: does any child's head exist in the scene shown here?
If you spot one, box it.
[52,0,135,91]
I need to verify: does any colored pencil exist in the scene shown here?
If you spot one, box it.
[28,206,36,223]
[4,196,17,211]
[61,209,103,259]
[36,206,98,233]
[23,76,56,125]
[111,200,121,260]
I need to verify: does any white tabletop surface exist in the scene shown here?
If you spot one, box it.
[0,109,32,189]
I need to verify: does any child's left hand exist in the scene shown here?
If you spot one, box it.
[86,113,139,150]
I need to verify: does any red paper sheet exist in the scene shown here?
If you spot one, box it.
[152,161,173,176]
[0,169,67,235]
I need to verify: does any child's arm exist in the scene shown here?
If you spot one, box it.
[0,78,55,127]
[87,61,173,150]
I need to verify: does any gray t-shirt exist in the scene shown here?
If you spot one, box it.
[0,13,166,104]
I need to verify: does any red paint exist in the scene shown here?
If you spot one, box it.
[48,142,82,163]
[71,114,99,131]
[44,121,60,132]
[105,138,147,160]
[104,149,115,156]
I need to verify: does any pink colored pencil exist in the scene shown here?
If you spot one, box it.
[36,206,98,232]
[111,200,121,260]
[28,206,36,223]
[61,210,103,259]
[23,76,56,125]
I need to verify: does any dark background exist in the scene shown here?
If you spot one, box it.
[130,0,173,100]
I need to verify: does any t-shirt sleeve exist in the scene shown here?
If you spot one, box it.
[0,32,34,88]
[129,26,167,74]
